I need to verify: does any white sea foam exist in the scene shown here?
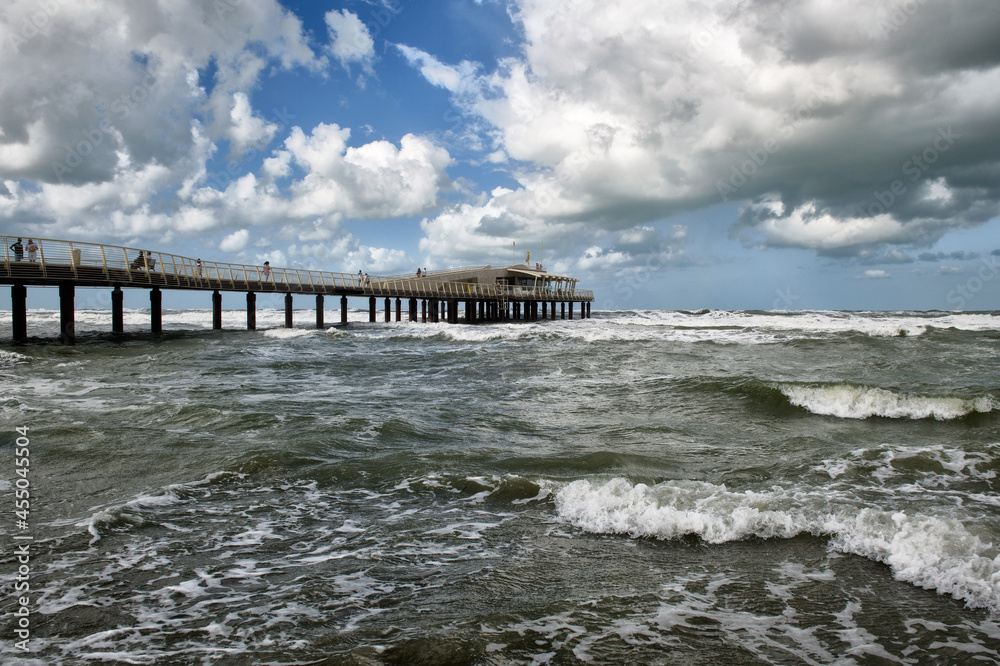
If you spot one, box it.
[0,349,30,367]
[553,477,1000,613]
[780,383,996,420]
[6,307,999,345]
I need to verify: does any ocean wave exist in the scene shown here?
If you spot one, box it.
[779,383,996,420]
[0,350,29,367]
[606,309,1000,339]
[553,477,1000,613]
[78,471,243,543]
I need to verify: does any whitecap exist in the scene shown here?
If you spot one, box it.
[780,383,996,420]
[552,477,1000,613]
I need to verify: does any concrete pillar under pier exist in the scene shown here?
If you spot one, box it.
[246,291,256,331]
[408,298,417,322]
[317,295,326,329]
[151,287,163,334]
[430,299,438,323]
[551,301,556,320]
[587,303,591,318]
[569,302,574,320]
[12,284,27,343]
[542,302,547,320]
[561,302,565,320]
[395,298,401,322]
[385,298,391,323]
[285,293,293,328]
[212,290,223,330]
[335,295,343,326]
[421,299,427,323]
[112,286,124,334]
[369,296,377,323]
[59,282,75,345]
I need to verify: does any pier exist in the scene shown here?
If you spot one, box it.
[2,236,594,343]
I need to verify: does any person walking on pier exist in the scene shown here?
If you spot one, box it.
[26,239,38,262]
[9,238,23,261]
[262,261,271,279]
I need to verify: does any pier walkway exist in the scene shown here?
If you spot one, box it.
[2,236,594,343]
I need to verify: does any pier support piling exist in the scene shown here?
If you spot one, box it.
[285,293,293,328]
[369,296,377,323]
[246,291,256,331]
[212,290,223,330]
[339,295,347,326]
[385,298,391,323]
[408,298,417,322]
[112,286,124,334]
[59,281,75,345]
[395,298,401,322]
[12,284,27,343]
[151,287,163,334]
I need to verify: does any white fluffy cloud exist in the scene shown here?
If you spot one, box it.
[325,9,375,74]
[228,93,279,159]
[219,228,250,252]
[273,124,453,220]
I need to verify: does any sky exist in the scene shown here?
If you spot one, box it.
[1,0,1000,312]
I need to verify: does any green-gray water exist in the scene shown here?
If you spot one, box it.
[2,308,999,664]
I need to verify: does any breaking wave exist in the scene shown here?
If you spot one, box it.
[778,383,997,420]
[553,477,1000,613]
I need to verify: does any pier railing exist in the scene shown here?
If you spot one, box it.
[358,276,591,302]
[1,235,593,302]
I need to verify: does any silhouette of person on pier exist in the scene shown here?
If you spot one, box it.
[10,238,23,261]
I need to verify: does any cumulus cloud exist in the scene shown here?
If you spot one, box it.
[228,93,279,158]
[220,229,250,252]
[0,0,321,187]
[325,9,375,74]
[861,269,891,279]
[407,0,1000,261]
[0,0,455,255]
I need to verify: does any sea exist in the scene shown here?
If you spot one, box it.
[0,307,998,665]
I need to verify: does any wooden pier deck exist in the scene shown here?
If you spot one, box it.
[2,236,594,343]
